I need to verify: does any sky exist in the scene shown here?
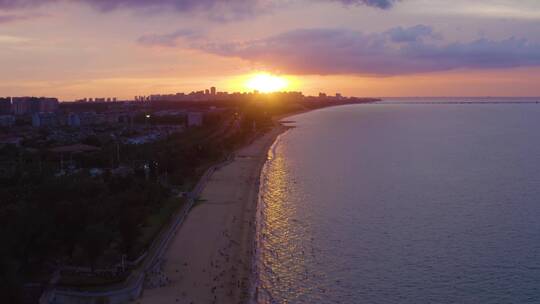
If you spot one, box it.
[1,0,540,100]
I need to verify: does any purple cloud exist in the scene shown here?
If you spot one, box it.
[0,14,24,23]
[0,0,253,11]
[386,25,440,43]
[193,26,540,75]
[0,0,400,23]
[0,0,45,9]
[0,0,276,21]
[0,0,400,13]
[0,12,44,24]
[74,0,264,14]
[138,29,202,47]
[333,0,400,9]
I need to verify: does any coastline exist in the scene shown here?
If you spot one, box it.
[139,123,291,304]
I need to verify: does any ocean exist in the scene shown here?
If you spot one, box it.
[254,98,540,303]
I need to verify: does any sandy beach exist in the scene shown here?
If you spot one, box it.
[138,125,288,304]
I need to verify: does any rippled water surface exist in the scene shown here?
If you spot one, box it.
[255,100,540,303]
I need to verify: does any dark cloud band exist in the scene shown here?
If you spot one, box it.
[0,0,400,10]
[0,13,24,23]
[333,0,399,9]
[188,26,540,75]
[0,0,399,11]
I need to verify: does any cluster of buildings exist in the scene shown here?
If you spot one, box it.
[1,90,370,133]
[139,87,352,104]
[139,87,307,103]
[33,111,135,128]
[0,89,378,182]
[13,97,59,114]
[318,92,343,99]
[1,88,366,130]
[74,97,118,103]
[0,96,138,129]
[138,86,219,102]
[0,97,59,127]
[0,93,210,150]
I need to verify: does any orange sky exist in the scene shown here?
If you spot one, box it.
[1,0,540,100]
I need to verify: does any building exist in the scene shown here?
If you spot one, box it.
[67,113,81,127]
[32,113,59,128]
[118,113,134,125]
[0,98,11,114]
[39,98,59,112]
[66,112,110,126]
[12,98,31,115]
[187,112,203,127]
[210,87,216,96]
[0,115,15,127]
[12,97,58,115]
[78,112,100,126]
[135,96,149,102]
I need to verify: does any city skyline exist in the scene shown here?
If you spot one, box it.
[2,1,540,99]
[0,82,357,102]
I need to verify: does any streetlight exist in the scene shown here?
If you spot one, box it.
[145,114,151,127]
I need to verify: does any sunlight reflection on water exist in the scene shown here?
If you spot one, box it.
[255,102,540,304]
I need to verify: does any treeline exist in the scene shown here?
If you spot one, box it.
[0,169,170,300]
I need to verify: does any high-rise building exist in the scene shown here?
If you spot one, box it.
[0,115,15,127]
[39,98,59,112]
[210,87,216,96]
[0,98,11,114]
[32,113,59,128]
[67,113,81,127]
[11,97,58,115]
[12,98,32,115]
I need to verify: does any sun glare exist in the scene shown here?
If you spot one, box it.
[245,73,289,93]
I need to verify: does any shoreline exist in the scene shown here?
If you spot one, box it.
[139,123,291,304]
[138,103,370,303]
[248,126,290,304]
[244,125,292,304]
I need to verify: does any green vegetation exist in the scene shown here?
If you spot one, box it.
[136,196,185,256]
[0,100,276,303]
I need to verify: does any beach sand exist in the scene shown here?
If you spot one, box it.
[139,125,287,304]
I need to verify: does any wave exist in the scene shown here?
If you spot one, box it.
[250,131,287,304]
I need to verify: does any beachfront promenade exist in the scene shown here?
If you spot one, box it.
[40,154,235,304]
[139,126,286,304]
[40,126,286,304]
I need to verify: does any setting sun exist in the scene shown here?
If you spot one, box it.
[245,73,289,93]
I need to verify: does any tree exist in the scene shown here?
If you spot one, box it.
[81,223,112,271]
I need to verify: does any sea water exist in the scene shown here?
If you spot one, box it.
[255,99,540,303]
